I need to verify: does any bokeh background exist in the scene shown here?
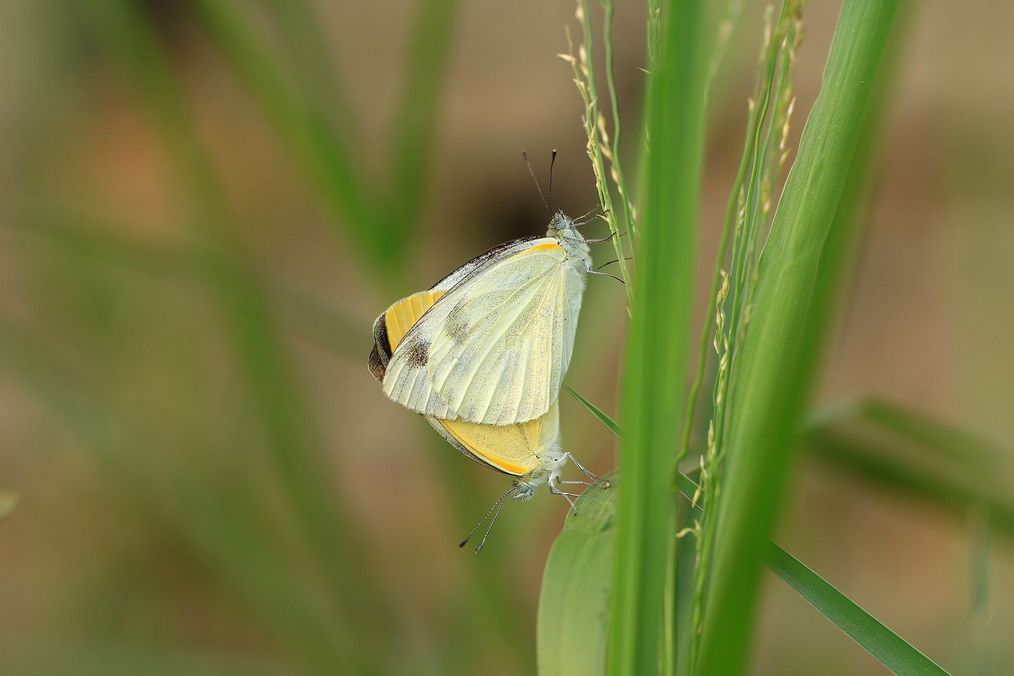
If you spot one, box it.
[1,1,1012,674]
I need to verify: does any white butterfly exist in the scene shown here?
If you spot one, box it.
[369,269,603,551]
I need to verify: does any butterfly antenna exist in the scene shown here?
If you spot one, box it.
[522,150,551,215]
[474,489,513,553]
[547,149,558,212]
[459,483,519,551]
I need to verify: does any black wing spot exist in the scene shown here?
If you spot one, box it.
[405,340,429,367]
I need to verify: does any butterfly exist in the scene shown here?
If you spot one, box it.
[369,154,614,549]
[376,211,591,425]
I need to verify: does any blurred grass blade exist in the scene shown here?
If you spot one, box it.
[0,490,18,519]
[809,398,1002,468]
[83,0,390,658]
[696,2,900,672]
[191,0,461,275]
[538,477,617,676]
[805,422,1014,536]
[188,0,379,260]
[763,545,948,675]
[8,201,367,360]
[382,0,461,267]
[566,0,634,303]
[608,0,707,671]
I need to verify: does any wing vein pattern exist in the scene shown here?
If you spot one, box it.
[382,239,582,425]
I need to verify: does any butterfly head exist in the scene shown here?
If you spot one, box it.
[547,211,577,235]
[546,211,591,275]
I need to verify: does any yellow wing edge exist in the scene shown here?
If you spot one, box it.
[373,290,554,476]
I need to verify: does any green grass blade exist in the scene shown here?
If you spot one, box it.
[538,477,617,676]
[810,398,1003,468]
[607,0,708,671]
[263,0,358,137]
[762,545,948,675]
[563,392,950,674]
[565,383,622,439]
[696,2,900,672]
[0,320,353,672]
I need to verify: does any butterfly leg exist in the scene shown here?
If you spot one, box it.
[587,268,625,285]
[548,477,579,511]
[565,452,608,487]
[584,232,617,244]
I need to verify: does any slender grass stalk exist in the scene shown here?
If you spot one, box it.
[562,0,633,306]
[599,0,636,238]
[606,0,707,672]
[695,2,900,673]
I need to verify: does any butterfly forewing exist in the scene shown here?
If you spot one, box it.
[381,238,584,425]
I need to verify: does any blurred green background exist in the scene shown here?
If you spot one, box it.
[1,1,1012,674]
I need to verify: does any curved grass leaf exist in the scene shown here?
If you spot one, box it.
[763,545,948,676]
[564,384,622,439]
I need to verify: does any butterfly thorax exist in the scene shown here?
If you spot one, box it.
[513,439,568,499]
[547,211,592,277]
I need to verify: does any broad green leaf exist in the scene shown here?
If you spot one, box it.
[538,477,617,676]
